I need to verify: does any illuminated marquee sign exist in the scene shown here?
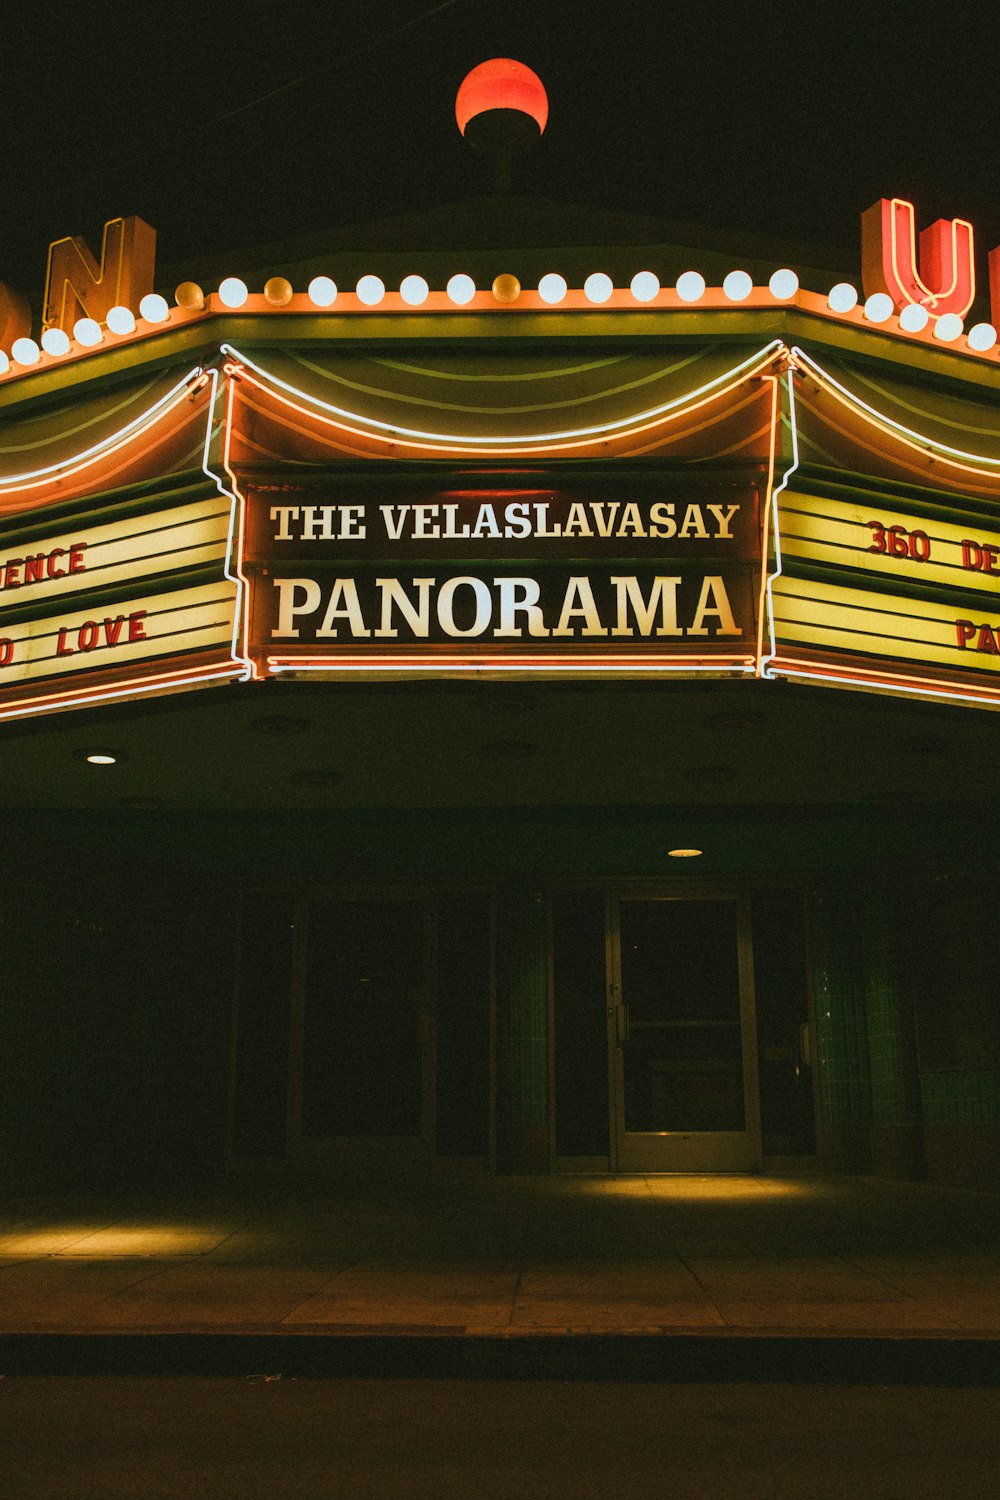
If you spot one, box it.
[3,191,1000,380]
[0,492,238,714]
[242,477,764,676]
[772,488,1000,687]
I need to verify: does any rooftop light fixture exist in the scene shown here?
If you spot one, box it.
[447,274,476,305]
[863,293,893,322]
[676,271,706,303]
[400,275,430,306]
[73,318,104,346]
[968,322,998,352]
[139,293,170,323]
[40,328,71,356]
[356,276,385,306]
[769,268,798,299]
[933,313,963,342]
[538,273,568,304]
[630,271,660,302]
[584,273,613,304]
[106,306,136,335]
[827,282,858,313]
[307,276,337,308]
[899,303,929,332]
[723,270,753,302]
[218,278,249,309]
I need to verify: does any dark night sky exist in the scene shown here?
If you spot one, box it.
[2,1,999,298]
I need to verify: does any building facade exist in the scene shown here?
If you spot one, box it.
[2,182,999,1192]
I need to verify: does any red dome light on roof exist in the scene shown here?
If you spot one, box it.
[455,59,548,136]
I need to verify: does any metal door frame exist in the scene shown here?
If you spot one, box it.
[607,881,762,1173]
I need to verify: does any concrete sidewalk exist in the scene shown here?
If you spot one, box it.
[0,1174,998,1341]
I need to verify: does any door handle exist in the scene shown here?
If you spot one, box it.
[616,1003,630,1047]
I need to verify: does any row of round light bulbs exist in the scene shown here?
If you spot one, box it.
[0,267,796,373]
[0,267,995,370]
[825,282,996,351]
[210,267,798,307]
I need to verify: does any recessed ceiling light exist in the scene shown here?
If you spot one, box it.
[668,848,703,858]
[76,749,124,766]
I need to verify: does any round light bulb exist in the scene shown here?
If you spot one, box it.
[41,327,71,356]
[863,293,894,323]
[723,270,753,302]
[175,281,205,311]
[356,275,385,306]
[538,273,568,304]
[630,271,660,303]
[218,278,248,309]
[933,312,963,342]
[583,272,613,304]
[11,337,40,365]
[492,274,520,303]
[73,317,104,347]
[139,293,170,323]
[106,305,136,335]
[967,322,998,353]
[899,303,929,333]
[676,271,706,303]
[400,275,429,306]
[263,277,293,307]
[769,268,798,300]
[308,276,338,308]
[827,282,859,314]
[0,351,9,375]
[447,273,476,305]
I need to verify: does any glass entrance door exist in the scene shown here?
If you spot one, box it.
[290,895,431,1164]
[610,889,761,1171]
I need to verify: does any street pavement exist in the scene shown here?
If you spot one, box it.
[1,1376,999,1499]
[0,1172,997,1348]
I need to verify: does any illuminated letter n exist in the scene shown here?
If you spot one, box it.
[43,216,156,333]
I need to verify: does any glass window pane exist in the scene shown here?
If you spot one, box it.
[620,899,744,1133]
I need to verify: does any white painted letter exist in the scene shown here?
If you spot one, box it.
[374,577,435,638]
[316,578,370,637]
[495,577,550,637]
[689,575,741,636]
[438,576,493,637]
[611,576,683,636]
[272,577,321,637]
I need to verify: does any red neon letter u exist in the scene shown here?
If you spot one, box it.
[861,198,975,318]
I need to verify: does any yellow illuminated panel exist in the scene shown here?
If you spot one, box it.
[772,574,1000,674]
[0,497,231,609]
[0,580,237,686]
[779,490,1000,594]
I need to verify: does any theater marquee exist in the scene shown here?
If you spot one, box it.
[0,489,240,718]
[240,476,766,677]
